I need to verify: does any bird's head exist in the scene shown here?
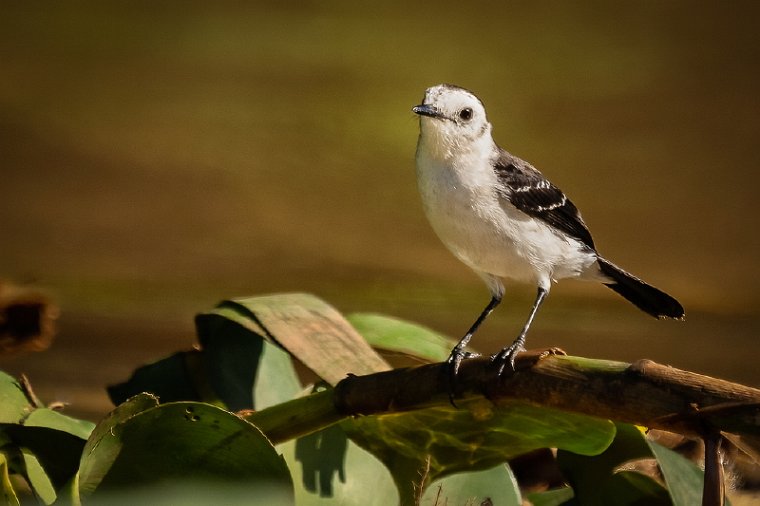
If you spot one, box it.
[412,84,492,158]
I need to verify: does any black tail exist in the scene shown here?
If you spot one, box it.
[597,257,685,320]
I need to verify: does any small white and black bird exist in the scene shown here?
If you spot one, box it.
[412,84,684,384]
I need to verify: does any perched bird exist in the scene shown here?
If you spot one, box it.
[412,83,684,386]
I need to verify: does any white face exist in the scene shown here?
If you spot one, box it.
[413,84,491,152]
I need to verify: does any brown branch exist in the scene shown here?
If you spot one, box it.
[333,351,760,439]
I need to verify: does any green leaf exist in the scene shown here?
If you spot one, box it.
[195,308,264,410]
[423,463,522,506]
[0,371,31,424]
[24,408,94,440]
[0,375,95,503]
[647,441,705,506]
[196,306,302,411]
[557,423,672,506]
[0,425,88,492]
[345,398,615,501]
[209,294,390,385]
[526,487,575,506]
[0,453,20,506]
[279,424,398,506]
[21,447,56,505]
[607,470,671,505]
[253,339,303,410]
[346,312,454,363]
[81,401,293,502]
[78,393,160,496]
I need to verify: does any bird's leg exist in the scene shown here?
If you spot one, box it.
[492,287,548,377]
[447,295,501,404]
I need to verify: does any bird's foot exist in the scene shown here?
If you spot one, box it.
[491,340,525,378]
[445,348,481,407]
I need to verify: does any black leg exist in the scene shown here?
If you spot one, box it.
[492,287,548,376]
[447,295,501,404]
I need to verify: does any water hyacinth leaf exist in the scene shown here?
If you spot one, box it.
[557,423,649,493]
[345,398,615,498]
[78,394,160,496]
[21,447,56,505]
[77,482,294,506]
[423,463,522,506]
[24,408,94,440]
[195,307,264,411]
[0,453,20,506]
[557,423,668,505]
[647,440,707,506]
[218,293,390,384]
[607,470,671,505]
[253,339,302,410]
[526,486,575,506]
[0,371,31,423]
[0,425,88,492]
[196,305,301,411]
[82,402,293,502]
[346,313,454,363]
[279,423,398,506]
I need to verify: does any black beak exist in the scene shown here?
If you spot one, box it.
[412,104,443,119]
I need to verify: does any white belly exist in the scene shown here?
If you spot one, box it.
[416,155,597,288]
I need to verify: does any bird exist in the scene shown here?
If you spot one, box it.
[412,83,684,388]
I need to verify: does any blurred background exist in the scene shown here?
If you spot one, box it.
[0,1,758,420]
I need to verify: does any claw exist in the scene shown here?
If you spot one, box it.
[491,341,525,377]
[445,349,480,407]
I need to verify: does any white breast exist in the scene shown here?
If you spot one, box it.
[415,145,597,289]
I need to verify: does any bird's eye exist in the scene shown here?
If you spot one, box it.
[458,108,473,121]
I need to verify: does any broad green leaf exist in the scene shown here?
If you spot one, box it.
[196,307,301,411]
[345,398,615,500]
[83,402,293,502]
[0,371,30,423]
[648,441,705,506]
[214,294,390,384]
[0,376,94,501]
[346,312,454,363]
[607,470,671,505]
[196,309,264,410]
[24,408,94,440]
[77,482,295,506]
[279,424,398,506]
[423,463,522,506]
[78,394,160,496]
[557,423,670,505]
[0,425,87,491]
[0,453,20,506]
[253,339,302,410]
[526,487,575,506]
[21,447,56,505]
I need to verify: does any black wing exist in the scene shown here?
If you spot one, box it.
[493,148,596,251]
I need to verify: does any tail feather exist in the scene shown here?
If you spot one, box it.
[597,257,685,320]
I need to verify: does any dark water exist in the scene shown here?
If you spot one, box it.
[1,1,758,419]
